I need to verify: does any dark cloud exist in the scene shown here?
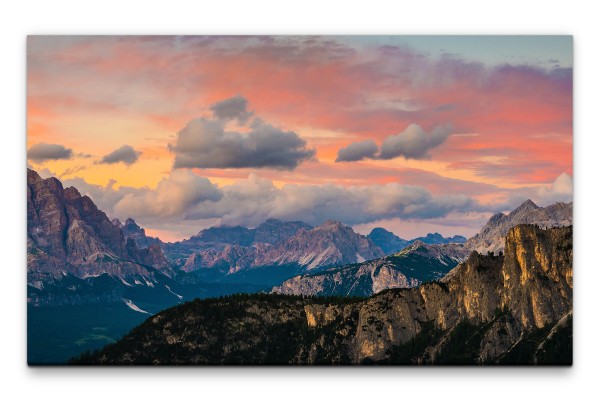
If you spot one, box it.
[100,145,141,165]
[379,124,452,160]
[210,95,254,123]
[435,104,455,112]
[335,140,378,162]
[171,116,315,170]
[28,143,73,162]
[335,124,452,162]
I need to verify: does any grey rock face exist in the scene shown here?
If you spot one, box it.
[465,199,572,254]
[253,219,312,245]
[181,220,385,274]
[27,169,174,294]
[164,219,311,262]
[253,220,385,270]
[273,242,470,297]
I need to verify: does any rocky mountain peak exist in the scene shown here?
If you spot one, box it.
[251,220,384,270]
[118,217,164,250]
[125,217,138,226]
[510,199,539,215]
[487,212,506,225]
[319,220,346,230]
[253,218,312,245]
[405,239,426,249]
[63,186,82,200]
[27,168,42,182]
[367,228,409,255]
[369,227,393,236]
[27,169,172,286]
[465,200,572,254]
[422,233,444,242]
[123,218,145,234]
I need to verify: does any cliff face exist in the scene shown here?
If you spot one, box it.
[27,169,175,303]
[28,169,125,264]
[499,224,573,329]
[321,224,572,363]
[76,224,572,365]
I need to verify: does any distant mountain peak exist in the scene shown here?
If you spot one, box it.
[512,199,539,213]
[368,227,465,255]
[466,200,572,254]
[251,219,384,270]
[487,212,505,225]
[423,232,443,241]
[412,232,467,246]
[407,239,426,248]
[369,227,392,235]
[315,220,349,232]
[125,218,139,226]
[321,220,345,227]
[63,186,82,200]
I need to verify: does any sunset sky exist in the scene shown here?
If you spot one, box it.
[26,36,573,241]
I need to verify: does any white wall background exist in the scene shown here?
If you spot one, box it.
[2,1,596,400]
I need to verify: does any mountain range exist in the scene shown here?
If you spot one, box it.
[72,224,572,365]
[26,168,573,363]
[179,220,384,276]
[27,167,573,308]
[272,241,469,297]
[367,228,466,255]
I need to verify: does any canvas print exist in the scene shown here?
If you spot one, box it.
[26,36,573,365]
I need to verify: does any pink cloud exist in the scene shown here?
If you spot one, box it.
[28,36,572,189]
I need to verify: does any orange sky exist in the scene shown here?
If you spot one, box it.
[26,36,573,240]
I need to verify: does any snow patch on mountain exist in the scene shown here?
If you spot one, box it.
[123,299,151,314]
